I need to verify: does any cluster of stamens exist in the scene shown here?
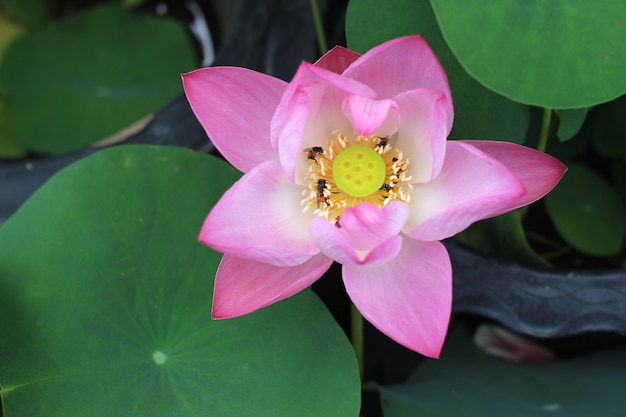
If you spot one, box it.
[301,131,412,224]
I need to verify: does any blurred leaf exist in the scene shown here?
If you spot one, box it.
[589,94,626,158]
[123,0,147,8]
[544,164,626,257]
[556,108,588,143]
[546,127,590,163]
[0,12,25,64]
[0,11,25,158]
[454,211,549,268]
[0,145,360,417]
[0,98,26,158]
[2,0,48,27]
[381,327,626,417]
[612,159,626,202]
[0,4,197,155]
[345,0,529,143]
[430,0,626,109]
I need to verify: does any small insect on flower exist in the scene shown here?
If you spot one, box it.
[380,183,391,192]
[374,136,389,151]
[304,146,324,162]
[316,179,328,207]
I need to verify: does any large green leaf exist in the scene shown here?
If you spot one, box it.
[381,328,626,416]
[0,145,360,417]
[0,4,197,155]
[345,0,529,144]
[430,0,626,109]
[544,164,626,257]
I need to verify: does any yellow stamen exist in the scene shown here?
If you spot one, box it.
[301,132,412,224]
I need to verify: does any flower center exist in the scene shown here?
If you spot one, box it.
[301,131,412,224]
[333,145,386,198]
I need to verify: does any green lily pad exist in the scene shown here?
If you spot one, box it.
[0,145,360,417]
[544,164,626,257]
[430,0,626,109]
[345,0,529,144]
[0,4,197,155]
[381,327,626,417]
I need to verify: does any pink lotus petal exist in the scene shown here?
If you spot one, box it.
[314,45,361,74]
[309,217,362,265]
[461,140,567,214]
[343,238,452,357]
[343,35,453,132]
[339,201,409,252]
[473,324,555,362]
[182,67,286,172]
[342,95,399,137]
[212,253,333,318]
[199,161,319,266]
[405,141,526,241]
[271,62,376,182]
[357,235,404,268]
[394,88,450,182]
[309,202,408,266]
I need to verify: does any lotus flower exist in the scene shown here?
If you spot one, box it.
[183,35,566,357]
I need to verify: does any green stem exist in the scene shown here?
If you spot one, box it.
[350,302,364,382]
[310,0,329,55]
[537,107,552,153]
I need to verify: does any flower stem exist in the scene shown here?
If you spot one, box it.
[309,0,328,55]
[537,107,552,153]
[350,302,364,381]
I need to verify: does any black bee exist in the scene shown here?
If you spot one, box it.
[380,183,391,192]
[374,136,389,150]
[304,146,324,162]
[316,179,328,206]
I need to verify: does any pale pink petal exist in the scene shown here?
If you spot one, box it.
[359,235,404,268]
[339,201,409,252]
[343,238,452,357]
[405,141,526,241]
[182,67,286,172]
[212,253,333,318]
[309,216,362,265]
[309,202,408,265]
[474,324,555,362]
[394,89,450,182]
[460,140,567,214]
[343,35,453,133]
[342,95,399,137]
[271,62,376,182]
[314,45,361,74]
[199,161,318,266]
